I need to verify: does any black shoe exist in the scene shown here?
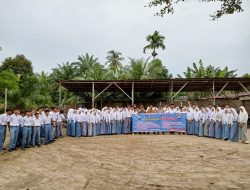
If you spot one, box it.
[37,144,41,147]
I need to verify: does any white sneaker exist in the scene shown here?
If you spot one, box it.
[244,141,249,144]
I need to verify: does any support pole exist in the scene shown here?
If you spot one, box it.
[239,82,250,93]
[215,82,229,97]
[59,82,62,108]
[94,83,113,99]
[170,80,173,103]
[4,88,7,113]
[92,82,95,108]
[212,81,215,105]
[132,82,134,106]
[172,82,188,100]
[114,83,132,100]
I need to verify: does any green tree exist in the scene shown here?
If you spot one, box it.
[51,62,76,80]
[143,31,166,59]
[0,54,33,75]
[72,53,99,77]
[147,0,244,20]
[105,50,124,77]
[146,59,172,79]
[0,71,19,90]
[127,58,149,80]
[178,59,237,78]
[242,73,250,78]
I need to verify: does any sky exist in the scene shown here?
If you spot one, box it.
[0,0,250,77]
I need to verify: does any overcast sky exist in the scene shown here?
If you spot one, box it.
[0,0,249,77]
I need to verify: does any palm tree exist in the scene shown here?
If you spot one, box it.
[51,62,76,80]
[143,31,166,59]
[72,53,99,77]
[105,50,124,77]
[128,58,149,80]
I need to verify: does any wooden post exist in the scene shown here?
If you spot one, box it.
[4,88,7,113]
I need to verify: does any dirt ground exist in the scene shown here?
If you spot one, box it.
[0,130,250,190]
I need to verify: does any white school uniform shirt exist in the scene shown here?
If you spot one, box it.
[222,112,231,125]
[50,111,58,122]
[238,107,248,123]
[210,110,216,122]
[76,113,82,123]
[9,114,22,126]
[193,110,200,122]
[215,109,222,122]
[0,113,9,125]
[57,113,65,122]
[81,113,87,122]
[91,114,98,124]
[22,116,33,127]
[186,110,194,120]
[33,117,43,127]
[231,110,238,122]
[43,115,52,125]
[205,109,211,121]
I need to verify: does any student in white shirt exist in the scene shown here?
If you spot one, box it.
[43,109,52,145]
[8,109,22,151]
[75,110,82,137]
[186,108,194,135]
[0,109,12,151]
[230,108,239,142]
[193,107,200,135]
[203,108,211,137]
[70,110,77,137]
[32,112,43,146]
[81,110,88,137]
[57,110,65,138]
[238,106,249,144]
[222,109,232,140]
[215,107,222,139]
[21,110,33,149]
[198,109,206,137]
[208,107,216,138]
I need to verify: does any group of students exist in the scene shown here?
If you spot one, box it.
[66,106,134,137]
[0,107,65,152]
[185,104,249,144]
[0,103,249,153]
[142,103,249,144]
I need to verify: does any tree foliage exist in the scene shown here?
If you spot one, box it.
[178,59,237,78]
[143,31,166,59]
[147,0,244,20]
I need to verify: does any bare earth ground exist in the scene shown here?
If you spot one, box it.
[0,130,250,190]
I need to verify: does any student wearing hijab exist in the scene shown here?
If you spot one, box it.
[75,110,82,137]
[67,109,73,136]
[215,107,222,139]
[230,108,239,142]
[208,107,216,138]
[203,108,211,137]
[193,107,200,135]
[238,106,249,144]
[186,108,194,135]
[111,108,117,134]
[81,111,88,137]
[198,109,205,137]
[70,110,77,137]
[222,109,231,141]
[87,110,93,137]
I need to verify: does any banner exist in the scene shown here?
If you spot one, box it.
[132,113,187,133]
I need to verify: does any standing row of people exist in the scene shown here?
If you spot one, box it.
[66,106,135,137]
[0,107,66,152]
